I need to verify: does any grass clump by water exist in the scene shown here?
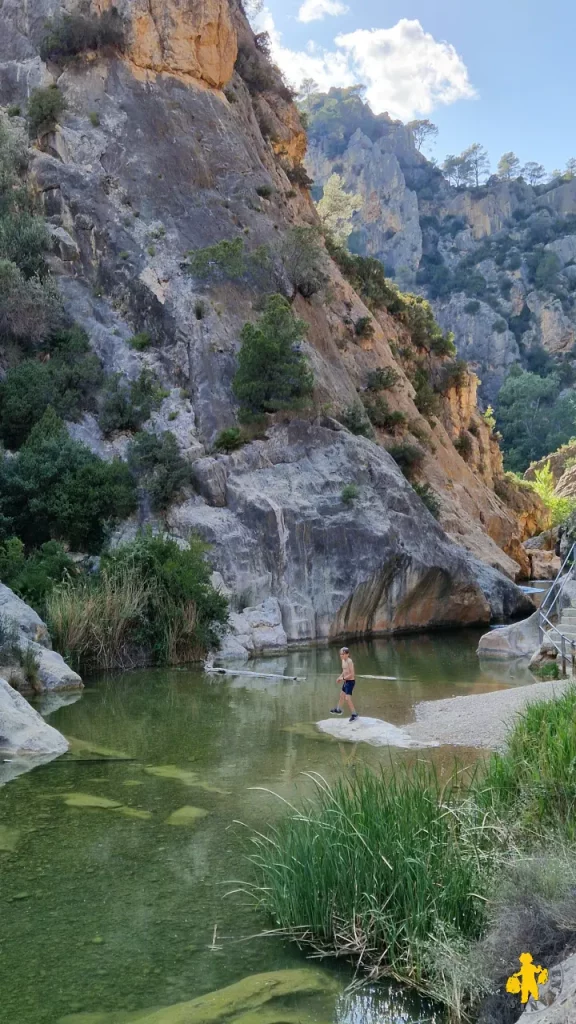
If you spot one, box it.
[475,687,576,841]
[47,531,228,672]
[246,688,576,1018]
[247,766,500,991]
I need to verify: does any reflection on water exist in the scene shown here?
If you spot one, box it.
[0,630,527,1024]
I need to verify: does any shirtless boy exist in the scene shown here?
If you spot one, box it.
[330,647,359,722]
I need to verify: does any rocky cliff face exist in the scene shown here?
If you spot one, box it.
[306,99,576,404]
[0,0,536,649]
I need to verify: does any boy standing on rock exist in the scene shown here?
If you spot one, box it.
[330,647,359,722]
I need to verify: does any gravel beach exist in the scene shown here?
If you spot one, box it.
[406,679,571,749]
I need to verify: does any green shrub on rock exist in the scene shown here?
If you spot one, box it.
[214,427,244,452]
[338,403,374,438]
[412,482,441,518]
[399,294,455,355]
[40,10,126,61]
[127,431,189,512]
[0,212,49,279]
[0,409,136,552]
[279,226,327,298]
[48,532,228,671]
[0,536,76,612]
[454,431,473,461]
[387,442,425,476]
[186,237,271,285]
[362,395,406,430]
[0,348,102,449]
[99,369,167,435]
[233,295,313,418]
[127,331,152,351]
[341,484,359,504]
[0,260,62,349]
[366,366,401,392]
[354,316,374,339]
[27,85,66,137]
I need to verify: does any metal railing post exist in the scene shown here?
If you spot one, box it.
[535,541,576,674]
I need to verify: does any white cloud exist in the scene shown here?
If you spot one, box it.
[336,21,477,120]
[253,7,356,93]
[255,10,476,122]
[298,0,349,24]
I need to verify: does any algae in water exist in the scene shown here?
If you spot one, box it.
[59,968,338,1024]
[63,794,123,810]
[144,765,228,793]
[0,825,20,852]
[165,806,208,826]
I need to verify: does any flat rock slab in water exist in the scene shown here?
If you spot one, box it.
[165,806,209,826]
[316,717,438,748]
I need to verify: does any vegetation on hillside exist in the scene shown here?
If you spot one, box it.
[40,9,127,62]
[233,295,313,419]
[0,115,227,667]
[47,532,228,672]
[495,366,576,472]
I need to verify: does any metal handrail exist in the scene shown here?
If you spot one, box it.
[537,540,576,673]
[540,540,576,616]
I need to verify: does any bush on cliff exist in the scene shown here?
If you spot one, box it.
[185,237,272,286]
[47,532,228,671]
[27,86,66,137]
[127,431,189,512]
[233,295,313,419]
[279,226,327,298]
[0,211,49,279]
[0,409,136,552]
[0,537,76,613]
[40,10,126,62]
[496,367,576,472]
[0,347,102,449]
[99,369,167,435]
[0,260,62,349]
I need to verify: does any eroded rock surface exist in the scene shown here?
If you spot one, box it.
[0,677,69,755]
[477,611,541,660]
[0,584,82,692]
[170,420,533,643]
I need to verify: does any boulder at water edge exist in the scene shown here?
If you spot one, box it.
[477,611,541,660]
[0,583,82,692]
[0,677,68,756]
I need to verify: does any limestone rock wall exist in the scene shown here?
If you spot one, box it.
[0,585,83,693]
[307,117,576,405]
[0,0,538,644]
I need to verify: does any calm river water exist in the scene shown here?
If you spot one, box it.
[0,630,537,1024]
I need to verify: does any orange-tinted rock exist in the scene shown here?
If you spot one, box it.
[95,0,237,87]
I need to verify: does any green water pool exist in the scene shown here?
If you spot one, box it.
[0,630,535,1024]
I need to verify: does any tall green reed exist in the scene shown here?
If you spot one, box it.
[245,765,503,987]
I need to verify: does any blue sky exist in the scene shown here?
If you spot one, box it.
[254,0,575,175]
